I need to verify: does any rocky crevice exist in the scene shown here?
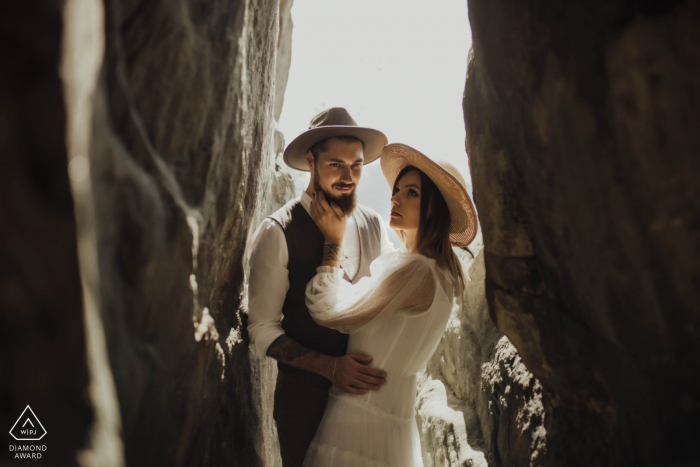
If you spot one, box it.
[4,1,699,466]
[417,240,548,467]
[464,0,700,465]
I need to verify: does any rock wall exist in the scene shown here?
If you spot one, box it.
[274,0,294,122]
[418,241,546,467]
[89,0,295,465]
[417,245,491,467]
[13,1,700,466]
[3,0,295,465]
[0,2,95,465]
[465,0,700,465]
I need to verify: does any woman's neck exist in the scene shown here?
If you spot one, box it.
[404,230,418,253]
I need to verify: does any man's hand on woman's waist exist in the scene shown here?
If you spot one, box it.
[266,335,387,394]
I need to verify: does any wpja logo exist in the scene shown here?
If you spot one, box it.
[8,406,47,460]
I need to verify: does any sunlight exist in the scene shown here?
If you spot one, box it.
[278,0,473,246]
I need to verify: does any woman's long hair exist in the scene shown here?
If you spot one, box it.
[393,166,466,294]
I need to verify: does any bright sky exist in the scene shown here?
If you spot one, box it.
[278,0,473,245]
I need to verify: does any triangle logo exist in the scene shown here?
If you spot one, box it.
[9,406,47,441]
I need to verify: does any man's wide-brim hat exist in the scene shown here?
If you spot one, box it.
[380,143,479,247]
[284,107,388,171]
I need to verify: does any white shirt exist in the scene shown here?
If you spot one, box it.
[247,191,395,356]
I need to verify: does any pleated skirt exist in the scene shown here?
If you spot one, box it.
[303,390,423,467]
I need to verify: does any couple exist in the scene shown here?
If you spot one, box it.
[247,107,478,467]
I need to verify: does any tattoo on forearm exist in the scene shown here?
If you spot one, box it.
[323,244,341,262]
[266,335,320,363]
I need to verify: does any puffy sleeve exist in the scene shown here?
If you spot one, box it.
[305,251,437,333]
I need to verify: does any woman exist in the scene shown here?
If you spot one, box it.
[303,143,479,467]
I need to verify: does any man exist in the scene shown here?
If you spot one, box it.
[247,107,394,467]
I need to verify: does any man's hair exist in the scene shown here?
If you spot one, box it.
[309,135,365,161]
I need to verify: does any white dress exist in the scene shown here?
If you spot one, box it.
[302,250,455,467]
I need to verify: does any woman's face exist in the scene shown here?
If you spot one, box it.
[390,169,422,232]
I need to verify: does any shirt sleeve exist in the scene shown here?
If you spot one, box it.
[304,253,436,334]
[246,218,289,356]
[379,221,396,255]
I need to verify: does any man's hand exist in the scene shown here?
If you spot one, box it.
[266,336,387,394]
[331,353,387,395]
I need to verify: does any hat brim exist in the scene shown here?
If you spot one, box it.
[283,126,388,171]
[380,143,479,247]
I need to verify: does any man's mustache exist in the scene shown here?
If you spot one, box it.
[332,183,355,190]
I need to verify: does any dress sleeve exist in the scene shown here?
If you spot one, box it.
[305,252,437,333]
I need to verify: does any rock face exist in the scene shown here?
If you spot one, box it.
[465,0,700,465]
[0,2,94,465]
[11,0,699,465]
[418,243,546,467]
[274,0,294,122]
[4,0,294,465]
[88,0,295,465]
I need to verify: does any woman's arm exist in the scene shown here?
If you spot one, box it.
[309,191,345,268]
[322,243,342,268]
[306,255,437,331]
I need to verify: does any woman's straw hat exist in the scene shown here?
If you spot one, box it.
[380,143,478,247]
[284,108,388,171]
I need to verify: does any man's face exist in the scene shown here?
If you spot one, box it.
[307,138,364,215]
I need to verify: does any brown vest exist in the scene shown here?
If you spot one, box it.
[269,199,383,374]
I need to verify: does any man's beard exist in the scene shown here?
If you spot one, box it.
[313,166,356,215]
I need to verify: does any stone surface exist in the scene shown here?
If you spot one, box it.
[419,241,546,467]
[479,337,546,467]
[62,0,126,464]
[0,0,295,460]
[465,0,700,465]
[416,378,485,467]
[274,0,294,122]
[13,0,700,465]
[0,2,94,465]
[82,0,293,465]
[2,0,297,464]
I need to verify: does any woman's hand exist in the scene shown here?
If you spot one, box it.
[310,191,346,245]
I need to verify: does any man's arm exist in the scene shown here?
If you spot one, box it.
[266,335,387,395]
[246,219,289,356]
[247,217,386,393]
